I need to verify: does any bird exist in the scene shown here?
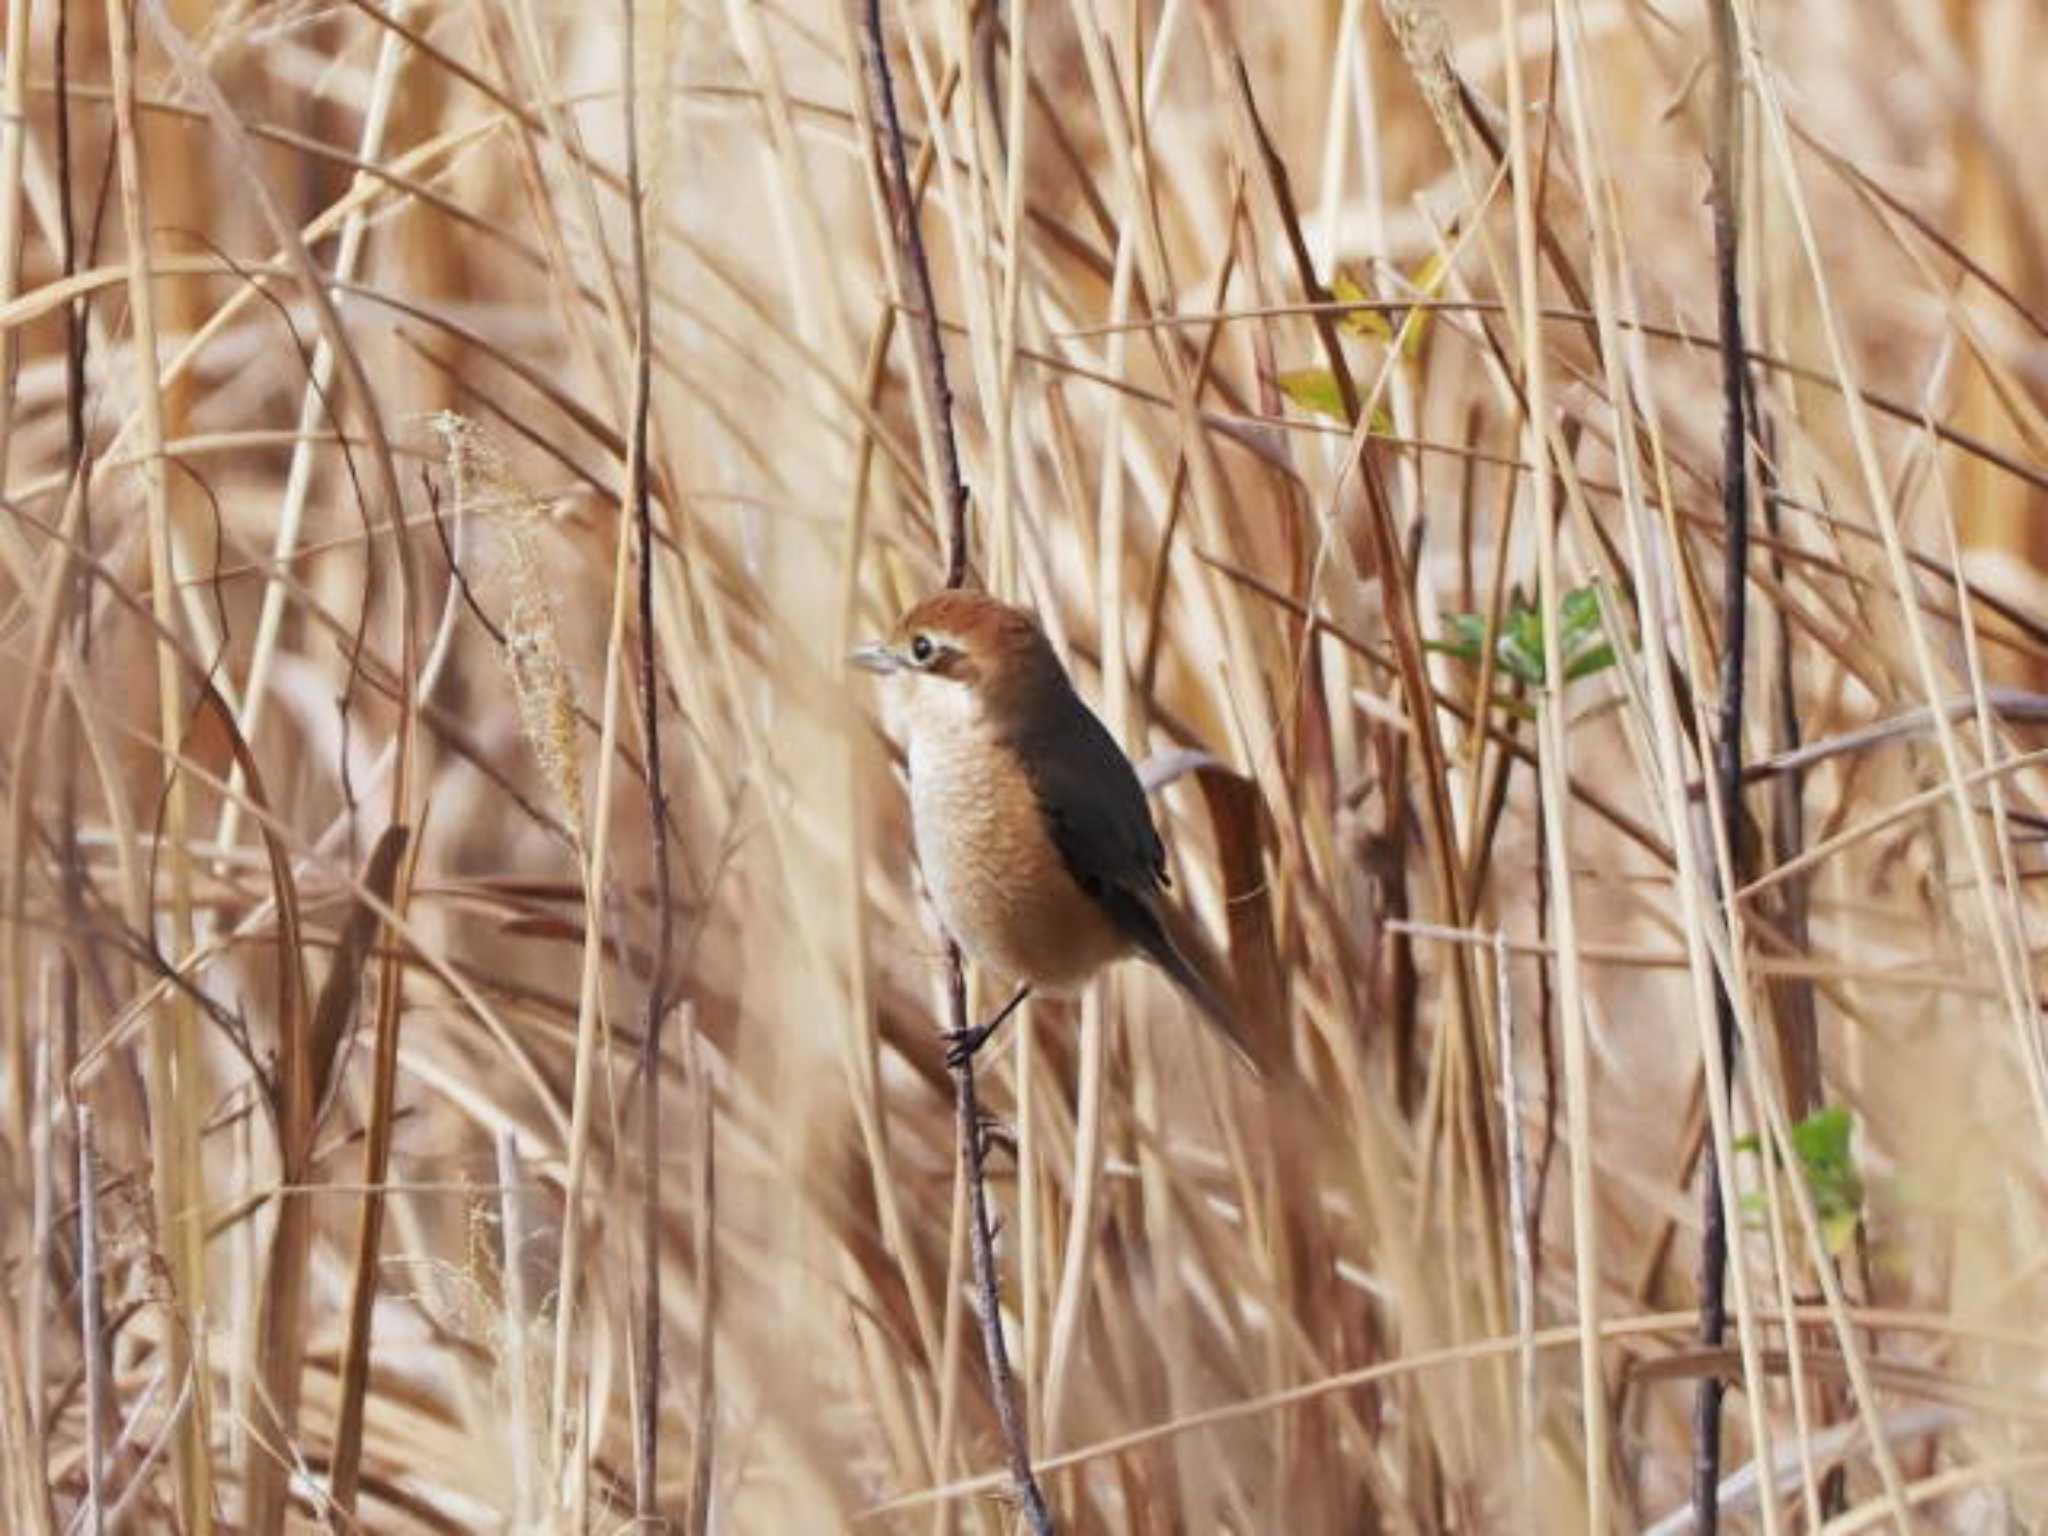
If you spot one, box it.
[851,589,1260,1072]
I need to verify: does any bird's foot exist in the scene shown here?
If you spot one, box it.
[942,983,1034,1069]
[943,1020,994,1070]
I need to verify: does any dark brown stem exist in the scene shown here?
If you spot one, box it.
[1230,57,1360,427]
[1695,0,1751,1526]
[1753,371,1816,1116]
[623,0,678,1518]
[860,4,1052,1529]
[686,1028,718,1536]
[860,0,970,587]
[947,949,1055,1535]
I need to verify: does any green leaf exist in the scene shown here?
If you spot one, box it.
[1560,585,1602,640]
[1500,606,1546,685]
[1446,613,1489,652]
[1435,584,1620,691]
[1791,1104,1854,1174]
[1278,368,1349,420]
[1496,634,1543,686]
[1564,642,1617,682]
[1734,1104,1865,1253]
[1277,367,1396,434]
[1332,270,1393,341]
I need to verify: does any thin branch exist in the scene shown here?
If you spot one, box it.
[946,949,1055,1534]
[1230,56,1360,426]
[860,0,969,586]
[686,1019,718,1536]
[623,0,677,1518]
[859,3,1052,1530]
[55,15,103,1527]
[76,1102,106,1536]
[1695,0,1752,1526]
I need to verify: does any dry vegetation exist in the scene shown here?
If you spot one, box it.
[2,0,2047,1530]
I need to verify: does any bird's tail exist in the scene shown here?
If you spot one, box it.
[1137,892,1273,1077]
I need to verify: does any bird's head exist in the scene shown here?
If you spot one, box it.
[850,590,1064,731]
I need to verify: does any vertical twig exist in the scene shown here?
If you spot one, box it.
[55,24,112,1516]
[26,1022,51,1448]
[1695,0,1751,1526]
[946,951,1054,1534]
[1,16,47,1482]
[621,0,678,1519]
[1755,389,1817,1117]
[859,4,1053,1530]
[860,0,969,589]
[103,2,212,1524]
[77,1102,106,1536]
[1531,776,1558,1275]
[1231,56,1361,426]
[686,1021,718,1536]
[1494,931,1535,1511]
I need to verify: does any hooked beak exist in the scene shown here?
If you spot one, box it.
[848,641,901,675]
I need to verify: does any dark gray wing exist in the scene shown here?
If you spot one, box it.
[1006,687,1259,1070]
[1004,687,1166,903]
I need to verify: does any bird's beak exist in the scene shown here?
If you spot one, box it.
[848,641,901,675]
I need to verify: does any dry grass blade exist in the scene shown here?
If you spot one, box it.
[322,821,419,1524]
[76,1102,107,1536]
[196,685,314,1536]
[244,821,408,1529]
[101,1,209,1525]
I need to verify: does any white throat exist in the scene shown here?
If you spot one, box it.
[889,672,984,758]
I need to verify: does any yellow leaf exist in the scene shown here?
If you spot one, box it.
[1278,368,1348,420]
[1331,269,1392,341]
[1397,242,1454,358]
[1278,367,1396,435]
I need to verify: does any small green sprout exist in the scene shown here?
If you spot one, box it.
[1735,1103,1865,1257]
[1331,254,1449,358]
[1427,585,1617,690]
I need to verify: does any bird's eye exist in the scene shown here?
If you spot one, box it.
[910,634,935,665]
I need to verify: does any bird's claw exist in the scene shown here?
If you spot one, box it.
[943,984,1032,1069]
[943,1021,992,1069]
